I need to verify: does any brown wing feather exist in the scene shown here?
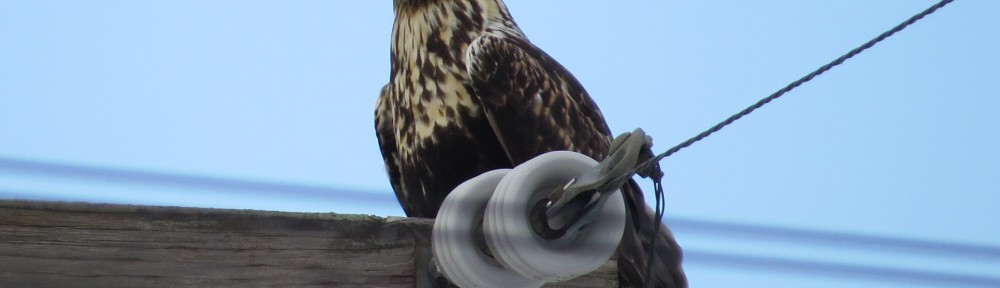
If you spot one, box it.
[466,33,687,288]
[466,33,611,163]
[375,84,412,216]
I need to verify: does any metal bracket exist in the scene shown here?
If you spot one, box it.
[540,128,659,239]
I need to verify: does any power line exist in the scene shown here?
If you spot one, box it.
[631,2,957,282]
[0,156,397,205]
[637,0,956,172]
[688,251,1000,287]
[669,217,1000,260]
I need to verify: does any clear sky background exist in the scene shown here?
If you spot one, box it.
[2,1,998,287]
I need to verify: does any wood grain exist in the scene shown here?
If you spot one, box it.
[0,200,615,287]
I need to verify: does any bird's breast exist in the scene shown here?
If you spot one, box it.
[391,64,481,161]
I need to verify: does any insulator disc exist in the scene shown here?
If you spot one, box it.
[484,151,626,282]
[432,169,544,288]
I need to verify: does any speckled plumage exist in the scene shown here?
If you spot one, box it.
[375,1,686,287]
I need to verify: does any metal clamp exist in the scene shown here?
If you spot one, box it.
[539,128,660,240]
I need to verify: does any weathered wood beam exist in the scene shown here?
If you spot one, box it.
[0,200,615,287]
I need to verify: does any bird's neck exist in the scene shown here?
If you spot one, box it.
[389,0,521,76]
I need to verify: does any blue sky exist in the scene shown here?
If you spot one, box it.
[2,1,998,287]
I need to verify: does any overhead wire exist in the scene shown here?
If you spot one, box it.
[635,1,957,286]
